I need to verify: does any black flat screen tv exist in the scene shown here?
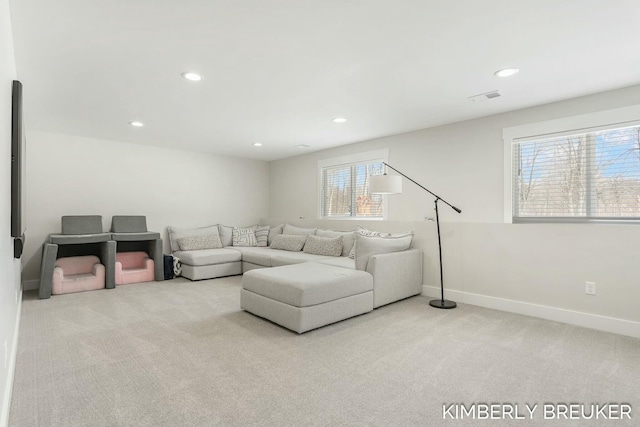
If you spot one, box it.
[11,80,26,240]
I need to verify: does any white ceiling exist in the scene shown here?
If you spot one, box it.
[9,0,640,161]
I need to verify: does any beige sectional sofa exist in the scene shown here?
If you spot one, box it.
[168,223,423,331]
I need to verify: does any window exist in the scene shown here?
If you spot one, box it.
[319,150,387,219]
[512,124,640,221]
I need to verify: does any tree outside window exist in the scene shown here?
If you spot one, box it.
[514,125,640,220]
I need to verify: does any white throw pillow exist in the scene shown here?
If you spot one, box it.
[354,233,413,271]
[349,225,412,259]
[255,225,270,247]
[218,225,234,247]
[303,235,343,257]
[270,234,308,252]
[316,229,355,257]
[283,224,317,236]
[232,226,258,247]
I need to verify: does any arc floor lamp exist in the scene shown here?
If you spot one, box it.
[370,162,462,309]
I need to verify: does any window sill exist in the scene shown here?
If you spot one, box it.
[319,217,385,221]
[513,217,640,225]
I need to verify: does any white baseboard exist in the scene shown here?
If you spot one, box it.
[422,285,640,339]
[1,288,22,427]
[22,279,38,291]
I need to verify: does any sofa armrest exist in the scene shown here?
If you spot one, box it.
[366,249,423,308]
[93,263,105,280]
[53,266,64,282]
[115,261,123,283]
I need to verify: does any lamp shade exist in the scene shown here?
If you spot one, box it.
[370,174,402,194]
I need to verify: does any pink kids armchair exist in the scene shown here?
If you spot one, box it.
[115,251,155,285]
[52,255,105,295]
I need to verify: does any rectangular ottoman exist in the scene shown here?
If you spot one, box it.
[241,262,374,333]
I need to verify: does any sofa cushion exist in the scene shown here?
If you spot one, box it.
[168,225,219,252]
[218,225,234,247]
[232,226,258,247]
[177,234,223,251]
[354,234,413,271]
[349,225,413,259]
[316,229,355,257]
[270,234,308,252]
[242,262,373,307]
[173,248,242,266]
[230,247,274,267]
[61,215,103,235]
[303,235,343,257]
[267,224,283,245]
[348,225,386,259]
[111,215,147,233]
[232,247,334,267]
[49,233,112,245]
[317,257,356,270]
[283,224,317,236]
[271,251,332,267]
[255,225,270,247]
[111,231,161,242]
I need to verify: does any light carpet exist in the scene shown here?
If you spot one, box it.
[9,276,640,426]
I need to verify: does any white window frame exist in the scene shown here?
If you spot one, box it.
[318,149,389,220]
[503,104,640,223]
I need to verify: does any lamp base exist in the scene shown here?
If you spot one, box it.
[429,299,457,309]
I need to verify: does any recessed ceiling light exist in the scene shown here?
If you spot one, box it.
[129,121,144,127]
[494,68,519,77]
[333,117,347,123]
[182,72,203,81]
[295,144,310,149]
[253,142,263,147]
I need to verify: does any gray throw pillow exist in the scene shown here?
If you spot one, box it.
[303,235,343,257]
[168,224,219,252]
[354,233,413,271]
[283,224,317,236]
[232,226,258,247]
[316,229,355,257]
[270,234,308,252]
[177,234,223,251]
[255,225,270,247]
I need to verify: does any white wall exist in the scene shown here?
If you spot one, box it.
[269,84,640,336]
[0,0,22,425]
[22,131,270,284]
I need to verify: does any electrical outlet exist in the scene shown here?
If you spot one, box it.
[585,281,596,296]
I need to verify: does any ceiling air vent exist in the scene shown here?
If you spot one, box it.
[468,90,502,102]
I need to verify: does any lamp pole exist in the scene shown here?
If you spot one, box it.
[431,198,456,308]
[381,162,461,309]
